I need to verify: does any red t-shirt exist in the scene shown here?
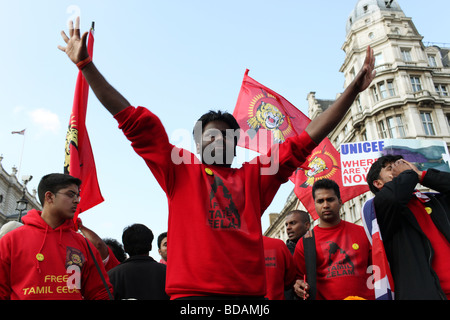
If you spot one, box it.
[409,197,450,299]
[294,220,375,300]
[263,236,296,300]
[115,106,317,299]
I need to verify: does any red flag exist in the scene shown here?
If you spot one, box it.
[233,69,310,154]
[64,24,103,225]
[290,138,370,220]
[233,69,369,220]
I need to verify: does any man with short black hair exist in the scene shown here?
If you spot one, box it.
[285,210,311,254]
[366,155,450,300]
[108,224,169,300]
[157,232,168,265]
[293,179,374,300]
[0,173,113,300]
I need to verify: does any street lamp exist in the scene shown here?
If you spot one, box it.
[16,195,28,222]
[15,175,32,222]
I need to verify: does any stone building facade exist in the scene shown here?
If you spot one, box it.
[265,0,450,241]
[0,155,41,227]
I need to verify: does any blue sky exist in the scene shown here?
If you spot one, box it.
[0,0,449,260]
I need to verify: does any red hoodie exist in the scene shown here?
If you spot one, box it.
[115,106,317,299]
[0,209,113,300]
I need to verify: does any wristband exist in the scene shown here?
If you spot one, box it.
[76,56,92,70]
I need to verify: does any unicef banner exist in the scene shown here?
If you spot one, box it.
[340,139,450,187]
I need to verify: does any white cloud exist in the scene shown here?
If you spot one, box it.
[28,109,61,134]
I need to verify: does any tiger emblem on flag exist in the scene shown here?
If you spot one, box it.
[64,115,78,174]
[300,144,339,188]
[304,156,328,187]
[247,100,287,144]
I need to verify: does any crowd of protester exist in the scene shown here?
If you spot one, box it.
[0,16,449,301]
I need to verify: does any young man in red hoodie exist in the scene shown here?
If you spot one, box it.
[0,173,113,300]
[58,17,375,299]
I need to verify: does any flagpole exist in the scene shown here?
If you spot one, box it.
[17,131,26,180]
[12,129,26,180]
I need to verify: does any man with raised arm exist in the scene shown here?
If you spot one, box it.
[58,17,375,299]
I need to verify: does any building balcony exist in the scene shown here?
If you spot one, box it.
[412,90,436,106]
[375,63,393,73]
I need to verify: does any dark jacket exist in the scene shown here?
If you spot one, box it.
[374,168,450,300]
[286,239,298,255]
[107,255,169,300]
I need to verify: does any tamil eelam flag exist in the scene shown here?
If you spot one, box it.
[64,23,103,224]
[233,69,310,155]
[233,69,369,220]
[290,138,369,220]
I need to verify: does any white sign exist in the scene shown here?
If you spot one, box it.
[340,140,384,187]
[340,139,450,187]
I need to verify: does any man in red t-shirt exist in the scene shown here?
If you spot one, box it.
[263,236,296,300]
[58,17,376,299]
[293,179,375,300]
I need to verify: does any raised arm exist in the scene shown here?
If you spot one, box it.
[305,46,376,144]
[58,17,130,116]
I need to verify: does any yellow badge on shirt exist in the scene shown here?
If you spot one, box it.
[352,243,360,250]
[205,168,214,176]
[36,253,44,262]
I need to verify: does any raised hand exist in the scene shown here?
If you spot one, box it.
[58,17,89,64]
[392,159,422,178]
[57,16,130,115]
[353,46,376,93]
[304,46,376,144]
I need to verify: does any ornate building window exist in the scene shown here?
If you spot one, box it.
[375,53,384,66]
[372,86,379,102]
[387,80,396,96]
[401,48,412,62]
[435,84,449,96]
[410,76,423,92]
[378,120,388,138]
[379,82,388,99]
[378,115,406,139]
[428,54,438,67]
[372,79,396,101]
[387,115,406,138]
[420,111,436,136]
